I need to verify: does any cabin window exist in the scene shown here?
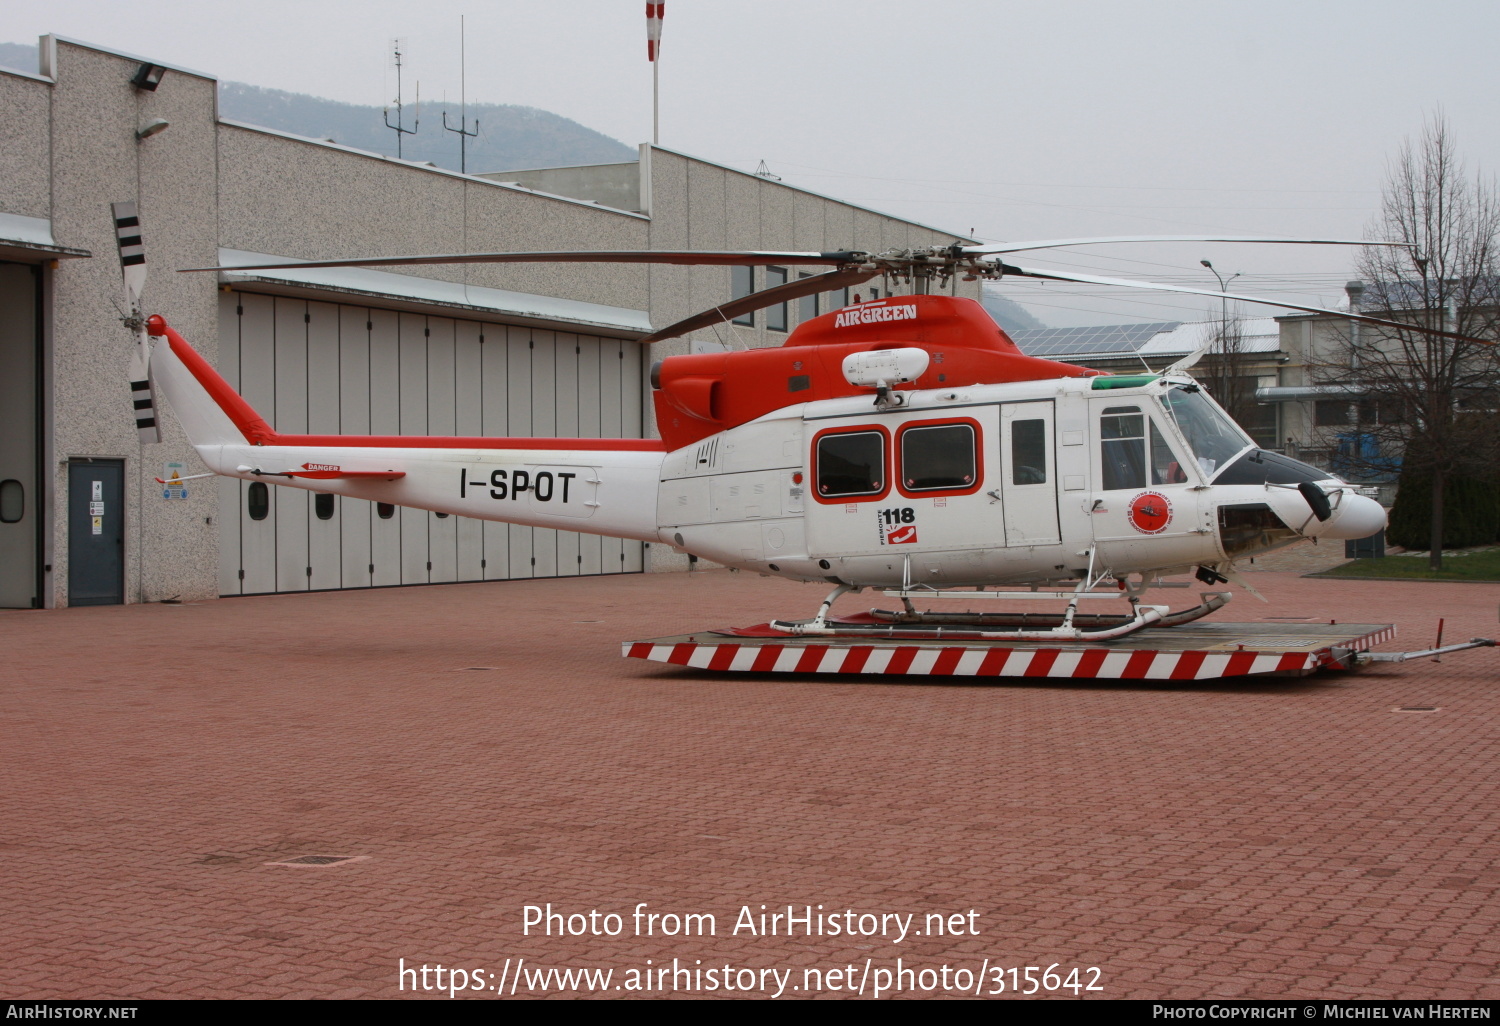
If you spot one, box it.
[377,502,396,520]
[1010,420,1047,485]
[900,423,975,491]
[731,265,754,326]
[766,266,788,331]
[314,492,336,520]
[1100,406,1146,491]
[1150,421,1187,484]
[246,481,270,521]
[816,431,885,497]
[0,479,22,523]
[798,273,819,322]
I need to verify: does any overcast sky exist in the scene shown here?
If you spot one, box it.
[10,0,1499,326]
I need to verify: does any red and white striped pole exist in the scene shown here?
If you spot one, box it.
[647,2,664,144]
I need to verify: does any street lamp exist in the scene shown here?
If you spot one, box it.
[1200,258,1241,328]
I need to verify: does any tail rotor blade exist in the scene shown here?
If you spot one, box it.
[112,201,161,444]
[112,201,147,312]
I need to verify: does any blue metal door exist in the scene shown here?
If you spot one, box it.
[68,460,124,606]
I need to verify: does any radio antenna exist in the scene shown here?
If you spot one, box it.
[443,16,480,173]
[383,40,419,159]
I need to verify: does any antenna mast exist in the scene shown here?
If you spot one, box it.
[383,40,419,159]
[442,15,480,173]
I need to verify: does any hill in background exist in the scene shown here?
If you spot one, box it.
[0,41,634,173]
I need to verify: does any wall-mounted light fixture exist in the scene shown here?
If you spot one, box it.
[136,118,170,141]
[131,62,166,90]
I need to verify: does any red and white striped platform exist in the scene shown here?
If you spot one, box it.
[624,622,1397,681]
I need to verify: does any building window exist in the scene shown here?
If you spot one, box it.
[766,267,788,331]
[869,287,881,301]
[314,492,335,520]
[1314,400,1352,427]
[247,481,270,521]
[900,423,976,492]
[827,287,848,311]
[816,430,886,497]
[798,273,819,323]
[731,265,754,326]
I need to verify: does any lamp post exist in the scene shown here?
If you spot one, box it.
[1200,259,1244,424]
[1199,258,1240,328]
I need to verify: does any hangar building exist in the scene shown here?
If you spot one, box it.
[0,35,979,608]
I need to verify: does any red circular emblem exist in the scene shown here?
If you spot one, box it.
[1127,491,1173,534]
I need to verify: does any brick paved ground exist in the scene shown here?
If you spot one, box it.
[1,569,1498,1001]
[1238,539,1353,575]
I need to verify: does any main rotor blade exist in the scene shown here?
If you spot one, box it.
[999,263,1493,345]
[638,267,880,344]
[964,235,1411,256]
[180,250,865,273]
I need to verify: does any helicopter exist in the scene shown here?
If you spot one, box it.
[116,206,1486,642]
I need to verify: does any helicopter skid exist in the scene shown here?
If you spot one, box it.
[864,591,1231,632]
[768,607,1167,642]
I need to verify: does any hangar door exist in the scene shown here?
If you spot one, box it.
[217,291,646,595]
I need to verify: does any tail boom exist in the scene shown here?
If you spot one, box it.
[146,315,665,541]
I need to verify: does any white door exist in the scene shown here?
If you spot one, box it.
[1088,397,1203,567]
[1000,401,1061,546]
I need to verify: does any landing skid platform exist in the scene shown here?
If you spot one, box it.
[624,621,1399,681]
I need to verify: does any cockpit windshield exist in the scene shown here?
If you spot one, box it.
[1159,384,1253,478]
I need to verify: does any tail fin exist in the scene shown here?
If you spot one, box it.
[146,315,273,447]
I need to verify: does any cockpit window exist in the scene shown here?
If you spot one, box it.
[1160,385,1253,478]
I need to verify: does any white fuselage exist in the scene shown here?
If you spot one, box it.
[155,328,1381,590]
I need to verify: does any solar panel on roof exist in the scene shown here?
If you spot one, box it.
[1011,320,1181,359]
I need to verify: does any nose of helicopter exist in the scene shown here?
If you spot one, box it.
[1314,491,1387,540]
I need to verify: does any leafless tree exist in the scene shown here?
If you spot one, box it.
[1318,115,1500,570]
[1201,313,1260,431]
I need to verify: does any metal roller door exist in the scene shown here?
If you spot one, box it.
[218,291,645,594]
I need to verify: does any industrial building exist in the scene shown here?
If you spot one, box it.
[0,35,978,609]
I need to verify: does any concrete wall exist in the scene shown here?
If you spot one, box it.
[45,40,221,606]
[481,163,642,213]
[0,70,53,221]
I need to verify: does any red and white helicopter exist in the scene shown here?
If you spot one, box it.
[115,204,1475,642]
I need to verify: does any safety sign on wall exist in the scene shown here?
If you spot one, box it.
[162,462,188,500]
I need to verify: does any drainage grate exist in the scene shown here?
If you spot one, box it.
[266,855,368,867]
[1394,706,1439,713]
[460,667,498,671]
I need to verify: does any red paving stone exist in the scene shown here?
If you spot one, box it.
[1,568,1498,1000]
